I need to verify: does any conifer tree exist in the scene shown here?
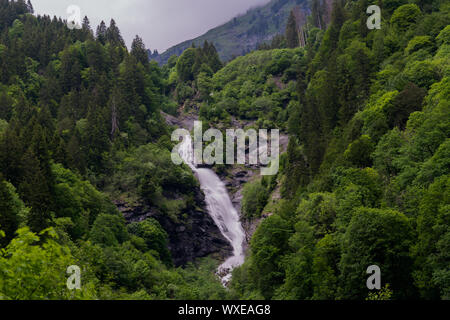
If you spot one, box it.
[286,10,299,48]
[0,176,26,246]
[131,35,149,67]
[26,0,33,14]
[96,20,107,44]
[82,16,91,31]
[106,19,125,47]
[18,147,52,233]
[85,103,110,171]
[311,0,324,29]
[329,0,345,50]
[82,16,93,40]
[0,123,23,187]
[204,41,222,72]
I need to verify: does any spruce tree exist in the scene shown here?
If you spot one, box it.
[311,0,324,29]
[18,147,52,233]
[106,19,125,47]
[96,20,107,44]
[131,35,149,67]
[26,0,33,14]
[85,103,110,171]
[0,123,23,187]
[286,10,299,48]
[82,16,91,31]
[0,176,28,246]
[82,16,93,40]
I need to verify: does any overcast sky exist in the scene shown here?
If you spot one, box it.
[31,0,271,52]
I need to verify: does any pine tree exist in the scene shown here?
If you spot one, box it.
[26,0,33,14]
[311,0,324,29]
[82,16,93,40]
[66,129,86,174]
[85,103,110,171]
[106,19,125,47]
[0,123,23,187]
[282,138,310,198]
[204,41,222,72]
[18,147,52,233]
[96,20,107,44]
[82,16,91,31]
[286,10,299,48]
[131,35,149,66]
[329,0,345,49]
[0,176,24,246]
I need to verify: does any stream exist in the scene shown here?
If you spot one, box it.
[177,133,246,285]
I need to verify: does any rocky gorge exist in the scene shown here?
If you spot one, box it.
[116,111,288,274]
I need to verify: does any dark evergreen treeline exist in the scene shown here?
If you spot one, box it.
[0,0,169,232]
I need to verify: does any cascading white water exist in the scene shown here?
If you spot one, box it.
[177,133,246,285]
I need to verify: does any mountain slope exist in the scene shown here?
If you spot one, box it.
[151,0,308,64]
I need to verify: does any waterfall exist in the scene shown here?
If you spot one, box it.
[177,133,246,285]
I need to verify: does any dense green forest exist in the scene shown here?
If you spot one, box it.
[227,0,450,300]
[0,0,228,299]
[0,0,449,300]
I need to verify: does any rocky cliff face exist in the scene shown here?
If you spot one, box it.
[117,186,232,267]
[215,132,289,247]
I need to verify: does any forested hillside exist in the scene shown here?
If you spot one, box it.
[0,0,228,299]
[226,0,449,300]
[0,0,449,301]
[163,0,449,300]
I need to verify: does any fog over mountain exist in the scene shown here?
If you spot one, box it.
[31,0,271,52]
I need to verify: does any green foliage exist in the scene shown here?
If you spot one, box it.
[0,1,233,301]
[436,25,450,46]
[247,214,292,299]
[403,60,440,89]
[8,19,24,38]
[0,0,449,301]
[105,143,197,219]
[296,193,337,238]
[0,178,28,246]
[390,4,421,31]
[176,48,197,82]
[405,36,434,55]
[285,10,299,48]
[366,284,393,300]
[199,48,303,128]
[0,228,78,300]
[89,213,129,247]
[127,219,172,266]
[339,208,414,299]
[412,175,449,299]
[231,2,449,301]
[52,164,116,239]
[372,128,405,177]
[242,179,269,219]
[175,42,222,84]
[344,135,375,168]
